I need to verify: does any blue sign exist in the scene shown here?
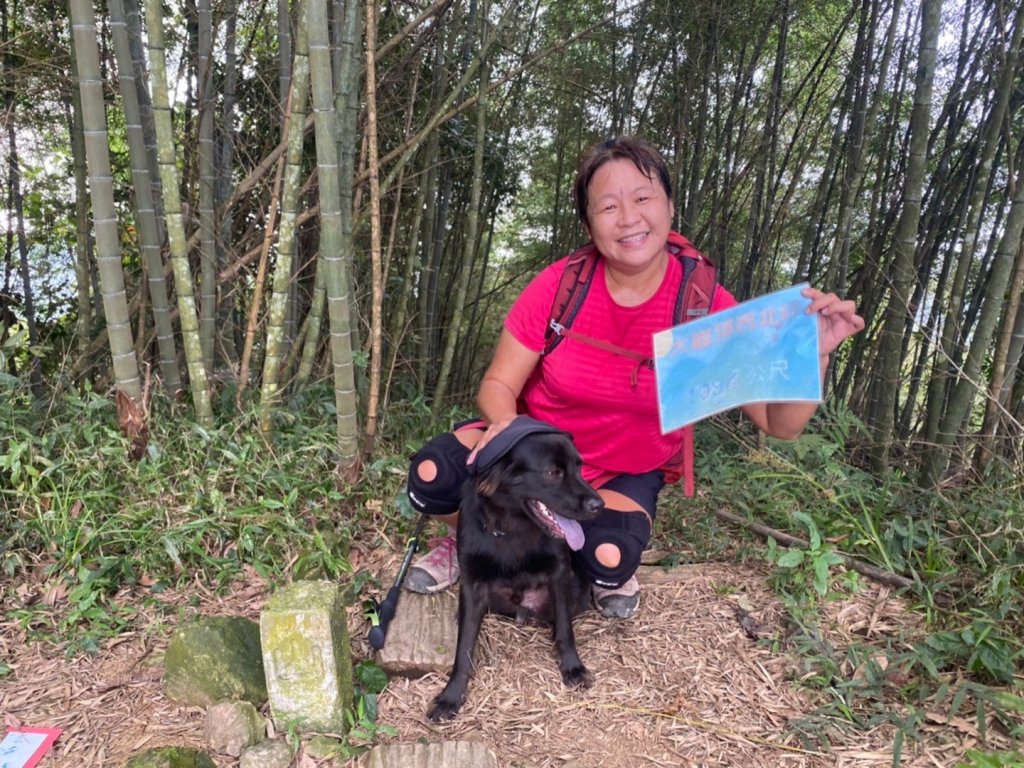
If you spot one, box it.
[653,283,821,433]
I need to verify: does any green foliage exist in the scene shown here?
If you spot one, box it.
[347,660,397,745]
[956,751,1024,768]
[293,661,397,761]
[915,615,1020,685]
[765,511,846,602]
[0,382,371,648]
[682,403,1024,754]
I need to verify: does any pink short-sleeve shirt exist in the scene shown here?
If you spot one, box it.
[505,252,737,486]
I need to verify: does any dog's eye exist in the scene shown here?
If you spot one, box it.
[544,468,564,480]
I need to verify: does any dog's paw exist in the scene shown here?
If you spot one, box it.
[427,694,463,722]
[561,662,594,689]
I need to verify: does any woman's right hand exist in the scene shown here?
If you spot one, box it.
[468,329,542,466]
[466,416,517,466]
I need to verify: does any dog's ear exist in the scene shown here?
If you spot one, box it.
[474,462,510,498]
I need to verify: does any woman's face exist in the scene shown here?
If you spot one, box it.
[584,158,674,276]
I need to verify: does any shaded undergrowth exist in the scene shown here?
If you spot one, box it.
[2,382,1022,763]
[667,403,1024,764]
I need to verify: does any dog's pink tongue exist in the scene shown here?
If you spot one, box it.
[555,514,585,551]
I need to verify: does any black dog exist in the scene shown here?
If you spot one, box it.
[428,421,604,721]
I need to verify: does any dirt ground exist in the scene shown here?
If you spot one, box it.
[0,542,1003,768]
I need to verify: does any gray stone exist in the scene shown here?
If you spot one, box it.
[124,746,216,768]
[365,741,499,768]
[260,580,353,734]
[238,739,293,768]
[204,700,265,756]
[375,590,457,676]
[303,735,342,759]
[163,616,267,707]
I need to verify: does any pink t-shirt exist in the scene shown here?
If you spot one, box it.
[505,251,737,485]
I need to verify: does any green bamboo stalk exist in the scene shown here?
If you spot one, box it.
[260,3,311,433]
[144,0,213,425]
[197,0,217,371]
[432,54,488,411]
[109,0,182,395]
[308,0,359,470]
[68,0,141,402]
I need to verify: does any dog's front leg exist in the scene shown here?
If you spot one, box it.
[428,581,488,721]
[552,566,594,689]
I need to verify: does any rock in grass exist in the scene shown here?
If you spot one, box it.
[239,739,293,768]
[163,616,267,707]
[124,746,216,768]
[259,580,353,734]
[205,699,266,756]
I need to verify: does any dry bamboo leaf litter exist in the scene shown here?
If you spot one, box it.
[0,550,1004,768]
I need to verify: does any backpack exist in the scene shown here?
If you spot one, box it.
[542,230,718,496]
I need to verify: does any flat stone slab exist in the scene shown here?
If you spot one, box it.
[364,740,499,768]
[375,589,458,676]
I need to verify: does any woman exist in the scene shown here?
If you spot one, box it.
[403,136,865,619]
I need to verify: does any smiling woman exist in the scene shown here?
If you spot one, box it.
[581,157,675,301]
[402,135,864,620]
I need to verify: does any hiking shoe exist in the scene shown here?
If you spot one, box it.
[405,535,460,593]
[593,575,640,619]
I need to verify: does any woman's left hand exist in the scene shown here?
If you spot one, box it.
[802,287,865,356]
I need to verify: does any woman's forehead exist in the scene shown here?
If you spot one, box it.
[589,161,660,195]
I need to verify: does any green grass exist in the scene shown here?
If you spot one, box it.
[3,380,1023,756]
[0,379,408,649]
[665,404,1024,757]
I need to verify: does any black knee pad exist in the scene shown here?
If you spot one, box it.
[573,508,652,589]
[406,432,471,515]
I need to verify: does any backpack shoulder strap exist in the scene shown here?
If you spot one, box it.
[543,243,600,356]
[665,231,718,498]
[667,230,718,326]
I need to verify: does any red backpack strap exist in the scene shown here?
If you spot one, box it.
[667,231,717,326]
[681,425,695,497]
[666,231,718,497]
[543,243,599,356]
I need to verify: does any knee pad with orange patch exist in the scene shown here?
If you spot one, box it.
[406,432,471,515]
[573,507,652,589]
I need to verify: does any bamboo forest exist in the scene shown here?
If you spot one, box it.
[2,0,1023,764]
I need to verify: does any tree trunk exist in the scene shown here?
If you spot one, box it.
[432,52,488,412]
[307,0,360,475]
[145,0,213,425]
[109,0,182,396]
[925,156,1024,483]
[69,0,142,403]
[739,0,787,298]
[216,0,240,361]
[363,0,384,452]
[333,0,364,401]
[277,0,292,112]
[921,1,1024,480]
[825,0,897,295]
[868,0,942,472]
[196,0,217,372]
[260,1,310,433]
[65,33,93,370]
[974,232,1024,472]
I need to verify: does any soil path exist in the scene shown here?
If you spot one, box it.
[0,554,977,767]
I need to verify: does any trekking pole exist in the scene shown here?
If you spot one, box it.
[367,514,429,651]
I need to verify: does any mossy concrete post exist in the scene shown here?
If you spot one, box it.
[259,580,353,733]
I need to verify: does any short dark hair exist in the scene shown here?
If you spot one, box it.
[573,136,673,230]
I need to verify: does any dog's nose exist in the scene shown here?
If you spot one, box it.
[585,497,604,515]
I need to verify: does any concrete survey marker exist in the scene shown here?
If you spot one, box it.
[375,589,458,676]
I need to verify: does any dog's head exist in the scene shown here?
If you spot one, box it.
[469,420,603,550]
